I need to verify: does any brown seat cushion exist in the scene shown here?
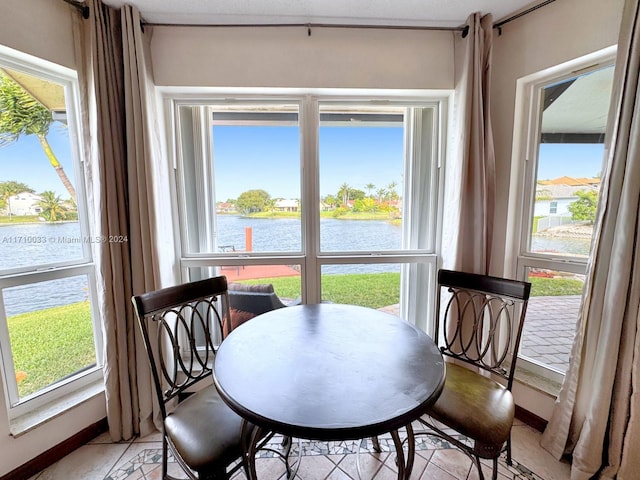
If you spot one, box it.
[223,308,257,337]
[228,283,274,294]
[425,362,514,458]
[164,386,245,472]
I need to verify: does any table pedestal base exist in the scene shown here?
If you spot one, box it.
[242,423,416,480]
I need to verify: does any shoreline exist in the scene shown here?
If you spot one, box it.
[535,224,594,239]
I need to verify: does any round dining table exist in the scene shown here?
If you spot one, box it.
[213,303,445,479]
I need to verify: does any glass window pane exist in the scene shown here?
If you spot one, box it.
[211,105,301,254]
[2,275,96,401]
[320,263,401,311]
[216,217,301,254]
[0,222,85,270]
[530,66,614,258]
[0,69,85,270]
[0,61,99,409]
[520,268,585,373]
[319,107,405,252]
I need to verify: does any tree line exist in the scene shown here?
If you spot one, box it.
[225,181,401,216]
[0,180,75,222]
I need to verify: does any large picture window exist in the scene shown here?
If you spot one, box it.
[0,47,102,422]
[507,49,615,387]
[170,96,444,331]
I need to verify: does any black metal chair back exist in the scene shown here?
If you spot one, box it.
[133,276,230,415]
[435,268,531,390]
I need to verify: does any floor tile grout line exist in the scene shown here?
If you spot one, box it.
[103,436,138,479]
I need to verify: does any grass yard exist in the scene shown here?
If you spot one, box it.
[241,272,585,305]
[8,302,95,398]
[243,272,402,308]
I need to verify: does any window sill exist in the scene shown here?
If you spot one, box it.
[515,364,562,397]
[10,379,104,437]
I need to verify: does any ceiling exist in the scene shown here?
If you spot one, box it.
[99,0,539,27]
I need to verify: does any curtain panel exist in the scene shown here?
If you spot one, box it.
[74,0,166,441]
[442,12,496,275]
[540,1,640,477]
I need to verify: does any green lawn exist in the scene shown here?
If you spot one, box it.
[529,276,584,296]
[243,272,402,308]
[0,215,41,224]
[9,302,95,398]
[242,272,585,305]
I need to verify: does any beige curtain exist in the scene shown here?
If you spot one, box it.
[74,0,164,441]
[540,1,640,477]
[442,13,496,274]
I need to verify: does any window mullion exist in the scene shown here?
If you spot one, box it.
[301,96,321,304]
[0,295,19,406]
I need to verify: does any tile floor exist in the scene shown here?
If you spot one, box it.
[27,417,571,480]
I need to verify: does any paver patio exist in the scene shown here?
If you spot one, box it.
[520,295,581,373]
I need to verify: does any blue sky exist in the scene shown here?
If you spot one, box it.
[0,124,606,200]
[537,143,605,181]
[213,125,404,201]
[0,122,76,198]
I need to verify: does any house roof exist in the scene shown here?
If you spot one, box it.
[538,176,600,186]
[1,68,66,112]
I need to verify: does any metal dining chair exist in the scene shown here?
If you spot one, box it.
[133,276,268,480]
[417,268,531,480]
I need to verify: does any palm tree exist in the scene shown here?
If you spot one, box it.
[338,182,351,207]
[37,190,67,222]
[387,181,399,200]
[365,183,376,198]
[0,71,76,202]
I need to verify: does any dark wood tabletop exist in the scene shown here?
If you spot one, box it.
[213,303,445,441]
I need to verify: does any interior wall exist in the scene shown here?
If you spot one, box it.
[151,26,455,89]
[0,0,76,69]
[0,0,107,476]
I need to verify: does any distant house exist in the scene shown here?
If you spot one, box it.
[274,199,299,212]
[5,192,42,216]
[534,176,599,218]
[216,201,236,213]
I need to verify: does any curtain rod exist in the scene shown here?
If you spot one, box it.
[141,21,470,37]
[493,0,557,32]
[65,0,556,36]
[63,0,89,19]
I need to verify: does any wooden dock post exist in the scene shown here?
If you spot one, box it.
[245,227,252,252]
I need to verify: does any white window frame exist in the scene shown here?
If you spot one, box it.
[164,90,448,334]
[505,47,616,383]
[0,46,103,422]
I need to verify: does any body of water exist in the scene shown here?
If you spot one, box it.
[0,218,592,316]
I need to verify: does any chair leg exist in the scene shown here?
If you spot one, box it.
[371,435,381,453]
[473,454,485,480]
[506,433,513,466]
[492,456,499,480]
[162,435,169,480]
[200,468,226,480]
